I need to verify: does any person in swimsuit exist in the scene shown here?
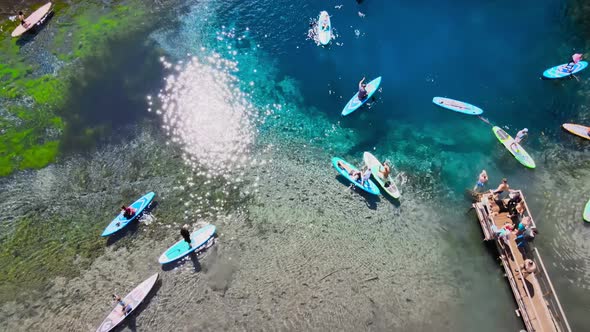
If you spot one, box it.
[358,77,368,101]
[473,169,488,191]
[180,224,192,248]
[113,294,133,315]
[509,128,528,151]
[18,11,29,28]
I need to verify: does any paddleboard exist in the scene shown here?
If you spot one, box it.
[332,157,380,195]
[542,61,588,79]
[584,200,590,222]
[341,76,382,116]
[101,192,155,237]
[562,123,590,141]
[317,11,331,45]
[432,97,483,115]
[492,126,536,169]
[159,224,216,264]
[11,2,52,37]
[96,273,159,332]
[363,152,400,199]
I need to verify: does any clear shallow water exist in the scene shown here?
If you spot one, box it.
[1,0,590,331]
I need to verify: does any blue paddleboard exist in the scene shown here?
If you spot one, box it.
[158,224,216,264]
[543,61,588,79]
[341,76,382,116]
[332,157,380,195]
[101,192,155,237]
[432,97,483,115]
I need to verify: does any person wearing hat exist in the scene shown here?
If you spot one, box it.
[510,128,528,151]
[180,224,192,248]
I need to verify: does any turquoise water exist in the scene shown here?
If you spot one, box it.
[1,0,590,331]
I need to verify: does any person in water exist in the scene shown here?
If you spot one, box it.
[121,205,136,219]
[180,224,192,248]
[566,53,583,72]
[17,11,29,28]
[358,77,368,101]
[510,128,528,151]
[112,294,132,315]
[473,169,488,191]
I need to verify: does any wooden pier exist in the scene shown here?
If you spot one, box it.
[472,190,571,332]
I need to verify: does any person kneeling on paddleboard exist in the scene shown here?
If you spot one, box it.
[113,294,133,316]
[121,205,136,219]
[17,11,29,28]
[509,128,528,151]
[379,162,392,186]
[180,224,192,248]
[566,53,583,72]
[358,77,368,101]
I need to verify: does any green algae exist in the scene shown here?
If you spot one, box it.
[0,0,152,177]
[0,216,104,301]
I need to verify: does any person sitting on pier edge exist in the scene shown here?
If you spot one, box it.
[513,216,531,236]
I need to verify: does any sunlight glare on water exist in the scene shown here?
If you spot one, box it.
[153,53,258,180]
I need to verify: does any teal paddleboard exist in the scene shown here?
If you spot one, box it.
[341,77,382,116]
[584,199,590,222]
[101,192,155,237]
[158,224,216,264]
[332,157,380,195]
[543,61,588,79]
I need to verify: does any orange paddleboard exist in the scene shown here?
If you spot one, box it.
[563,123,590,141]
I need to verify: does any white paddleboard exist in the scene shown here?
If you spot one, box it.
[11,2,52,38]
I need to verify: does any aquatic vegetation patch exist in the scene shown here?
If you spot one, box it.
[0,1,153,177]
[0,216,104,301]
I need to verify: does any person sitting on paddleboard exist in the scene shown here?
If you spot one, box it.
[379,162,391,179]
[566,53,583,72]
[17,11,29,28]
[121,205,136,219]
[473,169,488,191]
[181,224,192,248]
[113,294,133,315]
[358,77,368,101]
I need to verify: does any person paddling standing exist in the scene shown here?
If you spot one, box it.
[181,224,192,248]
